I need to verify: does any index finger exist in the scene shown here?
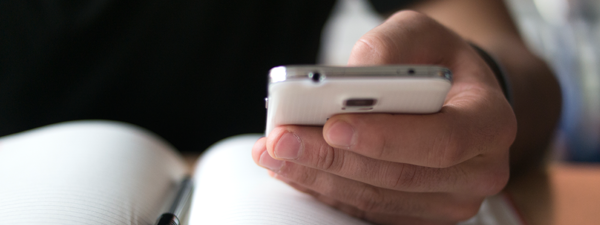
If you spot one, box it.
[323,98,514,168]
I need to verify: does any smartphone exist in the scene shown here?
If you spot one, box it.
[265,65,452,135]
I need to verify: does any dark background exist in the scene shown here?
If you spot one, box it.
[0,0,411,152]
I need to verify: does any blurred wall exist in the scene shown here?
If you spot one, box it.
[506,0,600,162]
[318,0,382,65]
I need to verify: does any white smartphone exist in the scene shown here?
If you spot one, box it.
[265,65,452,135]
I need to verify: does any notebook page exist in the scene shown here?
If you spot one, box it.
[189,135,523,225]
[0,121,187,225]
[189,134,369,225]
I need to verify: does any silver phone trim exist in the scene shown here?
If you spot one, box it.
[269,65,452,84]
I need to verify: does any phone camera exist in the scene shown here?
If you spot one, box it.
[309,72,321,82]
[408,69,415,75]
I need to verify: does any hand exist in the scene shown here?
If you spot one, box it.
[252,10,516,225]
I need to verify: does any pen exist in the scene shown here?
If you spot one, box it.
[154,176,194,225]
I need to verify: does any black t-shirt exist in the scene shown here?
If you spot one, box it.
[0,0,413,152]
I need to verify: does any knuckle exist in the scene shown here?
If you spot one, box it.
[319,182,339,198]
[354,35,383,53]
[375,134,393,160]
[315,144,343,172]
[354,185,385,213]
[390,164,418,190]
[352,37,377,56]
[281,164,318,187]
[352,35,394,63]
[436,133,466,168]
[426,115,467,168]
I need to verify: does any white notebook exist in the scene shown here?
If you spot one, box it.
[0,121,523,225]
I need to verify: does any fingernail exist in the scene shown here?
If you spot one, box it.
[259,151,284,171]
[274,132,303,159]
[327,121,354,148]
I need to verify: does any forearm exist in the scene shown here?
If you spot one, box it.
[408,0,562,177]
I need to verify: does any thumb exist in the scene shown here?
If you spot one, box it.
[348,10,501,101]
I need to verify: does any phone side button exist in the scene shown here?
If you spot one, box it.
[265,98,269,109]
